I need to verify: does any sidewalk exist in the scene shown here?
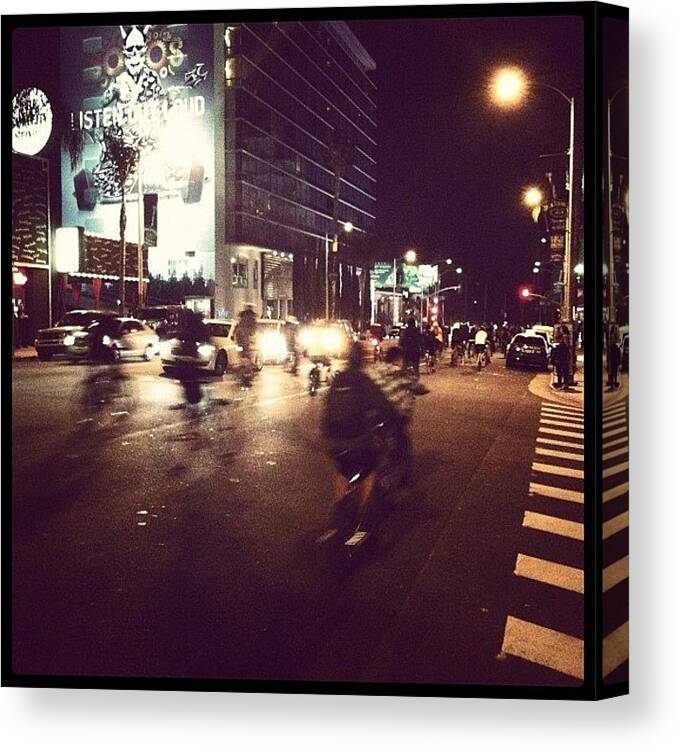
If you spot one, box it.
[12,346,37,360]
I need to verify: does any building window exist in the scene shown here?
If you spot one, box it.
[232,257,248,287]
[253,260,259,288]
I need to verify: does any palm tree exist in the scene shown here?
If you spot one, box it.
[99,127,141,314]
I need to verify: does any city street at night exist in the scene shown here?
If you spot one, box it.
[12,354,595,686]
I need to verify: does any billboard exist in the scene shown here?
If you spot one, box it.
[60,24,215,281]
[372,262,438,292]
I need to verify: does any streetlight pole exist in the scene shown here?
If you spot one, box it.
[562,94,575,326]
[392,257,397,326]
[325,233,330,321]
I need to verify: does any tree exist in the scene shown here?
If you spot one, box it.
[99,126,141,314]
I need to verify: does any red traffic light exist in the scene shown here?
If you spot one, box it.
[519,286,532,300]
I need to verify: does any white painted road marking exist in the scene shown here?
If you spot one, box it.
[603,460,629,479]
[537,436,584,450]
[532,462,584,480]
[603,482,629,503]
[539,426,586,439]
[522,511,584,541]
[602,511,629,540]
[530,482,584,504]
[514,553,584,594]
[603,621,629,678]
[603,555,629,593]
[501,616,583,681]
[535,447,584,462]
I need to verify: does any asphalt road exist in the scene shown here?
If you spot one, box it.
[11,352,583,687]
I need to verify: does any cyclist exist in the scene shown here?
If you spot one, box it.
[399,317,422,377]
[474,325,489,368]
[233,305,258,385]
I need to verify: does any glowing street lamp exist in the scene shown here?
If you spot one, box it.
[325,220,354,320]
[574,263,584,276]
[404,249,417,265]
[523,186,544,209]
[490,67,527,106]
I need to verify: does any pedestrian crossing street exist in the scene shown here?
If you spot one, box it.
[499,398,629,684]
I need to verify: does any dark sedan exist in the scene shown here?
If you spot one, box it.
[505,333,550,371]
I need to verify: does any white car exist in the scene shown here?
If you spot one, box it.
[160,318,239,375]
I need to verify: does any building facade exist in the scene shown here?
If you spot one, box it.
[11,20,376,328]
[218,20,377,320]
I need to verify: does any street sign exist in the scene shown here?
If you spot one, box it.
[548,200,567,263]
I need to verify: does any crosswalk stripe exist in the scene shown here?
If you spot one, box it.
[514,553,584,593]
[532,462,584,479]
[603,417,626,429]
[603,426,627,439]
[535,447,584,462]
[539,426,586,439]
[603,482,629,503]
[540,418,585,430]
[603,404,627,416]
[603,460,629,479]
[501,616,584,680]
[603,621,629,678]
[523,511,584,541]
[543,403,584,415]
[603,446,628,461]
[537,436,584,450]
[603,435,628,450]
[603,555,629,593]
[530,482,584,503]
[541,408,584,421]
[602,511,629,540]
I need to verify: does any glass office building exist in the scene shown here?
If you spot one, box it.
[218,21,377,320]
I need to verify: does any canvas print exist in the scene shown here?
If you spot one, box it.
[5,3,628,697]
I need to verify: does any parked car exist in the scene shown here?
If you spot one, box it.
[68,316,160,362]
[34,309,118,361]
[505,332,550,371]
[160,318,240,375]
[526,325,554,354]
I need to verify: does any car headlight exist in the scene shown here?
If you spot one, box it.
[322,329,342,352]
[299,329,313,348]
[63,335,75,346]
[159,340,172,357]
[197,343,214,359]
[259,332,287,361]
[102,335,112,346]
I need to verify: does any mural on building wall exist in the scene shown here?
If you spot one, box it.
[60,24,215,281]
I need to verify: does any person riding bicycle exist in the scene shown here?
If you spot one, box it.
[233,305,258,383]
[474,325,489,365]
[431,320,444,357]
[399,317,422,376]
[322,343,407,525]
[422,324,438,370]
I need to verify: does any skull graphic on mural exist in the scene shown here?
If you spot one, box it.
[122,25,149,79]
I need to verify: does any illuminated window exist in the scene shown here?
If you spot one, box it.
[232,257,248,287]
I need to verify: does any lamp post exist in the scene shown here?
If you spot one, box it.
[492,67,578,383]
[491,67,576,327]
[325,220,352,321]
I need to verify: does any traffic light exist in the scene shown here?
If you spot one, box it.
[519,286,532,301]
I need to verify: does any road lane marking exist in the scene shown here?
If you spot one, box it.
[543,403,584,415]
[603,461,629,479]
[603,426,627,439]
[603,555,629,593]
[514,553,584,594]
[530,482,584,503]
[603,511,629,540]
[603,622,629,679]
[602,417,626,429]
[539,418,585,430]
[532,462,584,479]
[537,437,584,450]
[535,447,584,462]
[603,435,628,450]
[522,511,584,541]
[603,482,629,503]
[501,616,584,680]
[540,408,584,422]
[603,446,628,461]
[539,426,586,439]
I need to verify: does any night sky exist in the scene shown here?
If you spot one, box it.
[350,13,584,320]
